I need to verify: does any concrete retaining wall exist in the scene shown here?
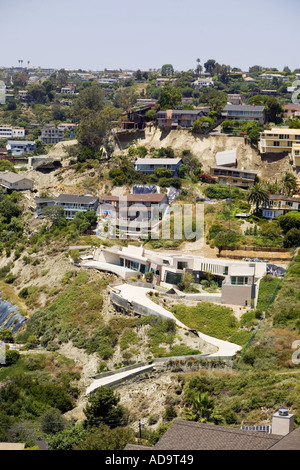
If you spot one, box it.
[92,362,147,380]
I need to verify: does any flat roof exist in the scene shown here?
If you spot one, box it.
[56,194,98,204]
[135,158,182,165]
[211,165,258,175]
[215,149,237,166]
[263,128,300,135]
[100,193,167,203]
[223,104,265,112]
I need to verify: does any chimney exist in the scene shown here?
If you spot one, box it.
[272,408,294,436]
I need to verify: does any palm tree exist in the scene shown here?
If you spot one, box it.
[247,182,269,215]
[281,172,298,196]
[186,392,216,422]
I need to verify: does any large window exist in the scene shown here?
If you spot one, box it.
[165,271,183,285]
[231,276,249,285]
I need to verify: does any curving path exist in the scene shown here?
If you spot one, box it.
[113,283,242,359]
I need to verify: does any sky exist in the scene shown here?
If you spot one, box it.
[1,0,300,72]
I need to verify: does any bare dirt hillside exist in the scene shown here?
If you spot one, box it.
[131,126,294,181]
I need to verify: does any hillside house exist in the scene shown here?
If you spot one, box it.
[222,104,266,123]
[6,140,35,156]
[134,158,182,176]
[260,194,300,219]
[157,109,209,129]
[35,194,99,220]
[0,171,34,191]
[98,193,169,239]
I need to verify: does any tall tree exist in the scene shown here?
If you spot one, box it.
[281,172,299,196]
[72,82,105,119]
[158,83,182,110]
[161,64,174,77]
[247,182,269,214]
[204,59,216,76]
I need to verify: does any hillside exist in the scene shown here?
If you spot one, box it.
[129,126,294,181]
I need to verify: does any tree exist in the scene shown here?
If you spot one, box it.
[247,182,269,214]
[48,424,88,450]
[213,230,241,255]
[12,72,28,88]
[27,83,48,104]
[83,386,127,428]
[74,424,134,450]
[72,82,105,119]
[161,64,174,77]
[195,58,202,76]
[76,107,117,153]
[41,205,64,225]
[113,87,138,111]
[204,59,216,76]
[51,68,69,88]
[283,228,300,248]
[186,392,216,423]
[40,408,67,434]
[158,83,182,110]
[281,172,298,196]
[0,329,14,343]
[277,211,300,233]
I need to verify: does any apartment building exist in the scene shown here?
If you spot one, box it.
[210,165,258,189]
[6,140,35,156]
[291,143,300,166]
[260,194,300,219]
[157,109,208,129]
[60,86,76,94]
[35,194,99,220]
[98,193,169,239]
[283,104,300,119]
[155,78,177,87]
[39,125,64,144]
[222,104,266,123]
[227,94,243,106]
[192,77,214,89]
[0,126,25,139]
[259,73,289,82]
[91,244,266,307]
[260,128,300,154]
[134,158,182,176]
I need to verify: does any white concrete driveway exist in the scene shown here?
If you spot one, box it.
[113,284,242,358]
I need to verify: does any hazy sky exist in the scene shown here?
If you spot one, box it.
[1,0,300,72]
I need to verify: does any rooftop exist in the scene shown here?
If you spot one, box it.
[100,193,168,203]
[223,104,265,112]
[135,158,182,165]
[215,149,237,166]
[125,420,283,451]
[0,171,33,183]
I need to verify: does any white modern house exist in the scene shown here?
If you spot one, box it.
[0,126,25,139]
[84,244,267,307]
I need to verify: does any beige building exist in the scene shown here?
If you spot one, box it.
[210,165,258,189]
[260,127,300,154]
[291,143,300,167]
[0,171,34,191]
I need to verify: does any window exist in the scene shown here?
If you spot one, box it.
[178,261,188,270]
[273,141,280,147]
